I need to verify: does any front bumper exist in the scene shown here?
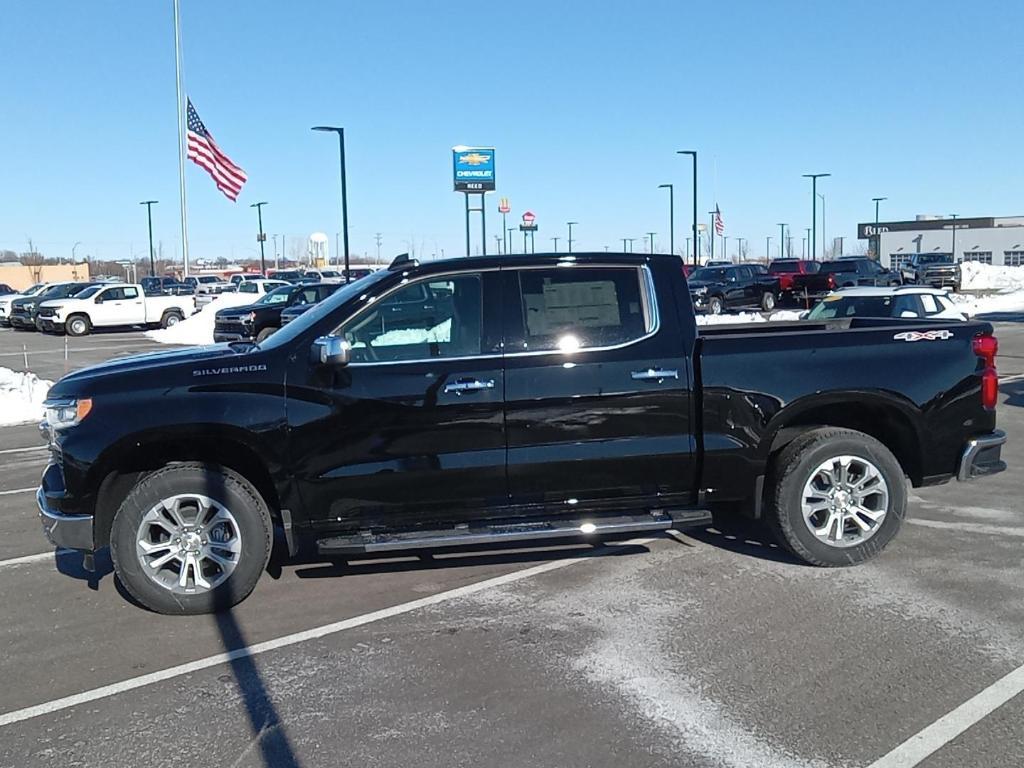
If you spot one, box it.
[37,462,94,551]
[957,430,1007,482]
[213,330,254,343]
[9,313,33,328]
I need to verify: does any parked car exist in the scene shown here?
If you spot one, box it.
[36,283,195,336]
[705,260,732,267]
[343,268,375,280]
[0,283,49,327]
[804,286,968,322]
[268,269,304,283]
[228,273,266,290]
[0,283,15,296]
[8,281,96,330]
[319,270,343,281]
[37,252,1006,614]
[687,263,780,313]
[141,276,195,296]
[213,282,339,343]
[185,275,232,295]
[195,279,289,310]
[769,259,821,301]
[791,257,902,301]
[900,253,961,290]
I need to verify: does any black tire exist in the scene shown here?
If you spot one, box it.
[765,427,906,567]
[109,463,273,615]
[761,292,777,312]
[65,314,91,337]
[161,310,183,329]
[255,326,277,343]
[708,296,724,315]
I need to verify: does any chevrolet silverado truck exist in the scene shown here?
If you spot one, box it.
[36,283,195,336]
[687,263,780,313]
[901,253,961,290]
[37,252,1006,614]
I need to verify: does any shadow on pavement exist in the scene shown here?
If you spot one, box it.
[1001,379,1024,408]
[55,546,114,590]
[977,311,1024,323]
[684,516,801,565]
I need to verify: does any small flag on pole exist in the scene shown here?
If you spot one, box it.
[186,99,247,201]
[714,205,724,235]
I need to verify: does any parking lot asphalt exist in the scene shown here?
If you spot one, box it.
[0,323,1022,767]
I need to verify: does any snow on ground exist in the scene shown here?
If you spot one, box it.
[0,367,52,426]
[695,309,804,325]
[951,290,1024,317]
[146,292,255,345]
[959,261,1024,292]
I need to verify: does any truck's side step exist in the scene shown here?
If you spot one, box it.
[316,509,713,556]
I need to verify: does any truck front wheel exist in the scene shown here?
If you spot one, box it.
[707,296,724,315]
[65,314,91,337]
[765,428,906,567]
[161,310,184,329]
[109,463,273,615]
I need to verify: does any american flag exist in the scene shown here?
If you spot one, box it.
[186,99,247,201]
[714,205,724,235]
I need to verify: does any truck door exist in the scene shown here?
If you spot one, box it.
[503,262,696,513]
[94,285,145,326]
[288,271,507,531]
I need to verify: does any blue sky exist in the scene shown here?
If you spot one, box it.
[2,0,1022,264]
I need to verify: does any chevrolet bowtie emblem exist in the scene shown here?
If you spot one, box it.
[459,152,490,166]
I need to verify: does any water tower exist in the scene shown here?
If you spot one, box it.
[308,232,329,268]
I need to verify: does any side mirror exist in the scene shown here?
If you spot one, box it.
[94,296,103,304]
[798,311,809,320]
[899,310,919,318]
[313,335,351,366]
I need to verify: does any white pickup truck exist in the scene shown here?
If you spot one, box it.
[36,283,195,336]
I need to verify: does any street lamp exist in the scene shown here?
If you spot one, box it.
[818,193,826,259]
[736,237,746,260]
[871,197,888,259]
[507,228,516,254]
[312,126,351,282]
[658,184,675,255]
[950,213,959,260]
[139,201,158,277]
[802,173,830,260]
[872,197,887,225]
[250,202,268,274]
[567,221,578,253]
[551,236,560,252]
[677,150,698,266]
[777,223,786,262]
[646,232,657,253]
[766,236,772,265]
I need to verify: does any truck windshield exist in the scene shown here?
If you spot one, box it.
[256,286,297,305]
[258,271,392,350]
[74,286,103,299]
[917,254,953,264]
[820,262,858,273]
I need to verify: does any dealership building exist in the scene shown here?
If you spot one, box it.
[858,215,1024,270]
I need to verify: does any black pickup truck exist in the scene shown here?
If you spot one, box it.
[37,253,1006,614]
[213,283,339,343]
[687,264,780,313]
[792,257,903,301]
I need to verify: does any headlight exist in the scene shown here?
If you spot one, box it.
[243,311,256,324]
[691,286,708,295]
[24,302,35,311]
[43,398,93,430]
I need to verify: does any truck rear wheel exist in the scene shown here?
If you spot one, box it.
[65,314,91,337]
[161,310,183,329]
[109,463,273,615]
[765,428,906,566]
[761,292,776,312]
[708,296,724,315]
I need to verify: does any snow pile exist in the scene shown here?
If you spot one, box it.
[696,310,804,325]
[950,291,1024,317]
[0,367,52,426]
[146,292,255,345]
[959,261,1024,292]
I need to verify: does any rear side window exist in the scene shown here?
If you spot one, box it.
[512,267,651,353]
[919,294,940,315]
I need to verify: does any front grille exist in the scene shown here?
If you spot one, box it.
[37,308,56,318]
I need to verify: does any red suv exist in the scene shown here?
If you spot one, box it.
[769,259,820,299]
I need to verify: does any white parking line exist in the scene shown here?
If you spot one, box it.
[0,446,47,456]
[0,538,653,728]
[0,343,160,358]
[0,551,56,568]
[0,487,36,496]
[908,518,1024,538]
[867,665,1024,767]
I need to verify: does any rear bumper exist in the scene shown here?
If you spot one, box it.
[957,430,1007,482]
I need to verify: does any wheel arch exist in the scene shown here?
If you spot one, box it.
[761,392,925,486]
[92,427,282,548]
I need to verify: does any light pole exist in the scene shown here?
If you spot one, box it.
[551,236,560,252]
[766,236,772,265]
[723,236,729,261]
[818,193,826,258]
[777,223,786,262]
[72,241,82,263]
[708,210,717,260]
[677,150,698,266]
[250,202,268,274]
[621,238,629,252]
[658,183,675,255]
[871,196,887,259]
[567,221,578,253]
[872,196,887,225]
[312,126,351,282]
[646,232,657,253]
[950,213,958,260]
[140,201,158,277]
[507,228,516,254]
[736,237,746,260]
[805,228,811,259]
[802,173,830,260]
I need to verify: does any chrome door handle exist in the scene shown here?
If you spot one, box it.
[631,368,679,382]
[444,379,495,394]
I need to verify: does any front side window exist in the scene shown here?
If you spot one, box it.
[239,282,258,294]
[338,274,482,363]
[513,267,650,353]
[100,287,125,301]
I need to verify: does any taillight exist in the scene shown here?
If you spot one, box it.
[826,274,837,289]
[973,333,999,409]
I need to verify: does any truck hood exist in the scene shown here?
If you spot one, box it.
[216,303,266,318]
[47,344,259,399]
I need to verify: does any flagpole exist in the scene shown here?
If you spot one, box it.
[173,0,190,278]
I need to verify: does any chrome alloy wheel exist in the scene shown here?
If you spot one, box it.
[135,494,242,593]
[800,455,889,548]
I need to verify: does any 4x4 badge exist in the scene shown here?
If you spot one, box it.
[893,330,955,342]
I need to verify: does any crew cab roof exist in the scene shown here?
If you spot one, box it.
[388,251,663,277]
[834,285,949,297]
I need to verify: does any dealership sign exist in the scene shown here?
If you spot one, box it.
[452,146,496,192]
